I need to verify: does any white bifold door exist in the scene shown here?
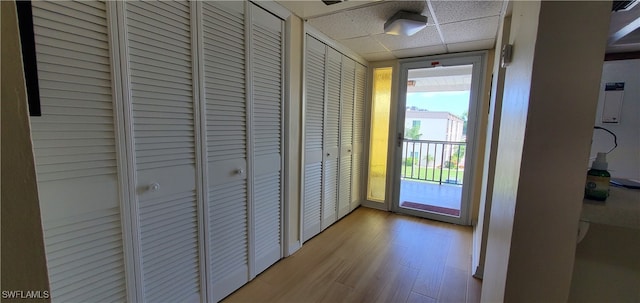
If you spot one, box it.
[303,36,326,241]
[338,57,355,219]
[29,1,285,302]
[249,4,284,277]
[201,1,249,301]
[202,2,284,301]
[322,48,341,230]
[302,33,367,242]
[29,2,129,301]
[352,64,366,212]
[122,1,202,302]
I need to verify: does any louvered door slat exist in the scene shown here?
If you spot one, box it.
[324,49,341,151]
[30,2,127,302]
[251,3,284,276]
[338,57,355,219]
[202,2,249,302]
[303,35,326,241]
[303,162,323,241]
[353,64,366,149]
[322,48,342,230]
[124,1,200,302]
[340,59,355,147]
[34,2,107,26]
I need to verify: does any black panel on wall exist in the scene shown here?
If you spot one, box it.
[16,0,41,116]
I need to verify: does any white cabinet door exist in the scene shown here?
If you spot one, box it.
[30,1,129,302]
[250,3,284,277]
[201,2,249,301]
[303,35,326,242]
[322,47,341,230]
[352,63,367,211]
[123,2,201,302]
[338,57,355,219]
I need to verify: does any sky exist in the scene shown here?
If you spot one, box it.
[406,91,470,118]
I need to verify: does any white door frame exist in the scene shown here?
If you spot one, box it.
[391,52,487,225]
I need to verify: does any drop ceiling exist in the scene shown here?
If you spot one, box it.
[278,0,640,62]
[608,1,640,53]
[278,0,506,61]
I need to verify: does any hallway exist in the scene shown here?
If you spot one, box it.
[224,207,480,303]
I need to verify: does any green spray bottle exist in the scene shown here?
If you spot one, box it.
[584,152,610,201]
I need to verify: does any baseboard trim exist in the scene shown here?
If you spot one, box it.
[473,265,484,279]
[286,240,301,256]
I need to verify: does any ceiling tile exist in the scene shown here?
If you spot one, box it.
[373,26,442,51]
[307,1,430,40]
[430,0,503,25]
[340,36,389,54]
[392,45,447,58]
[446,39,495,53]
[361,51,396,62]
[440,16,499,44]
[276,0,381,19]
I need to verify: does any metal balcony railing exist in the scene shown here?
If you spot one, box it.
[401,139,466,185]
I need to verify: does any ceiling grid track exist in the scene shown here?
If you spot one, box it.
[426,0,449,54]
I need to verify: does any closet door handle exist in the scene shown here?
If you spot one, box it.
[236,168,244,175]
[149,182,160,192]
[326,152,331,157]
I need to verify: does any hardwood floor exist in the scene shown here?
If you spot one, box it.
[223,207,481,303]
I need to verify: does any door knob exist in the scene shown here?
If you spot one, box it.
[236,168,244,175]
[149,182,160,192]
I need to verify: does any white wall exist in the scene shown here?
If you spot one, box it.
[481,2,540,299]
[473,12,511,279]
[420,119,447,141]
[590,59,640,180]
[286,14,303,255]
[481,1,610,302]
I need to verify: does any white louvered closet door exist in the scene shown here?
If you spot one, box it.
[201,2,249,301]
[338,57,355,219]
[29,2,129,302]
[322,47,341,230]
[303,35,326,242]
[352,64,367,211]
[250,3,285,276]
[122,2,201,302]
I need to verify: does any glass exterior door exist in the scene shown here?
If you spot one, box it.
[393,54,485,225]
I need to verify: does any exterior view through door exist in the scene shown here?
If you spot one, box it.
[394,55,483,225]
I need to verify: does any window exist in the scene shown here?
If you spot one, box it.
[367,67,393,202]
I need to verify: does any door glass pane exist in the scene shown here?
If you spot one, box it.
[367,67,392,202]
[400,65,472,216]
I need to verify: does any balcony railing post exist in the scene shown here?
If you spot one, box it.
[417,141,423,179]
[438,143,444,185]
[455,143,462,184]
[410,142,416,178]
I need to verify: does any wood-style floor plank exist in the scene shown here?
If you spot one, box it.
[223,207,479,303]
[407,291,437,303]
[438,266,468,303]
[466,274,482,303]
